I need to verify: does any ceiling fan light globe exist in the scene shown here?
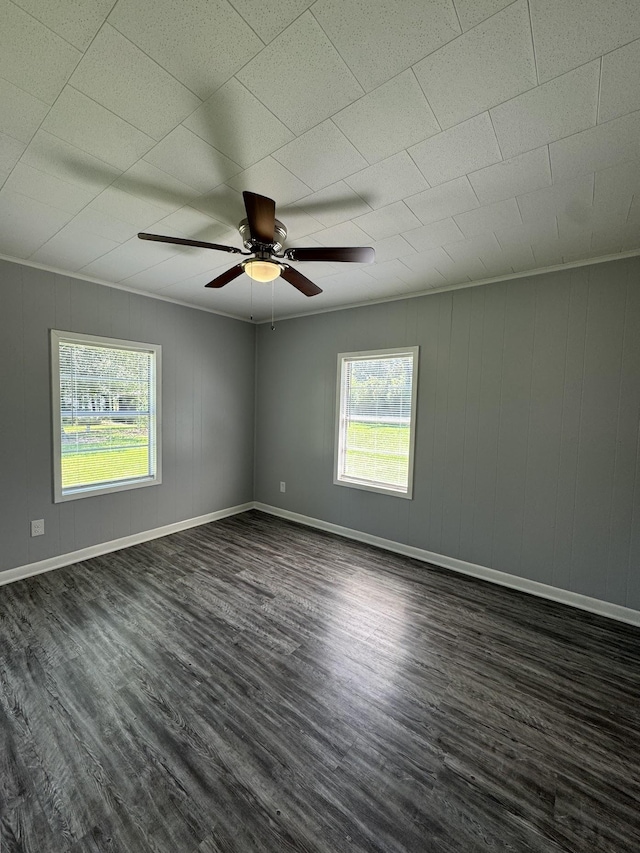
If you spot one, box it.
[243,259,281,282]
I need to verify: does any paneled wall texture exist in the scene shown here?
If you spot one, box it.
[255,258,640,610]
[0,260,255,575]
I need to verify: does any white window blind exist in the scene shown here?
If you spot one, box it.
[51,331,161,502]
[335,348,419,498]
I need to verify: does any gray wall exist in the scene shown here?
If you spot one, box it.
[254,257,640,611]
[0,260,256,575]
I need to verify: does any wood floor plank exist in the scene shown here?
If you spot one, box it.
[1,510,639,852]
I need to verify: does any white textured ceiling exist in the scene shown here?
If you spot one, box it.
[1,0,640,321]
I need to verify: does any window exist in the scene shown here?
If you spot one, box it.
[51,330,161,502]
[335,347,419,499]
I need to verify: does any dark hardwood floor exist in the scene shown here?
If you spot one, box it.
[1,510,639,852]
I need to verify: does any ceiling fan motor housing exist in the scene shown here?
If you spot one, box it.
[139,191,373,296]
[238,218,287,253]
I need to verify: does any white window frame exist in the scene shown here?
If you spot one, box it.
[51,330,162,503]
[334,346,419,499]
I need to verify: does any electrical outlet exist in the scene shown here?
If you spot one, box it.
[31,519,45,537]
[279,481,286,493]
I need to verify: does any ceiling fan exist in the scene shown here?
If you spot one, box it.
[138,191,375,297]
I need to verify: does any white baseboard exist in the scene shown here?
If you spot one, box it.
[254,503,640,628]
[4,500,639,629]
[0,502,254,588]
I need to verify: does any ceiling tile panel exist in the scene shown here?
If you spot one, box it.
[409,112,502,186]
[122,253,228,290]
[0,132,26,174]
[345,153,428,210]
[589,224,626,255]
[70,208,141,243]
[294,182,373,227]
[370,235,415,263]
[399,266,449,290]
[21,131,122,193]
[530,239,566,267]
[272,121,367,191]
[70,25,202,141]
[314,221,373,247]
[112,162,199,216]
[556,210,623,240]
[503,244,538,271]
[3,163,97,214]
[366,259,415,282]
[275,206,324,241]
[0,79,49,145]
[444,234,509,276]
[490,61,600,160]
[443,233,507,276]
[454,197,522,237]
[11,0,114,51]
[468,146,552,204]
[414,1,536,129]
[558,230,603,261]
[549,110,640,182]
[314,268,373,295]
[361,274,419,300]
[533,232,592,265]
[428,260,473,283]
[620,221,640,250]
[281,259,339,279]
[404,217,465,252]
[529,0,640,82]
[0,0,80,104]
[517,174,595,226]
[592,161,640,220]
[625,196,640,225]
[494,218,558,249]
[0,189,72,257]
[404,176,479,225]
[228,0,315,43]
[405,257,448,285]
[151,207,231,241]
[238,12,363,134]
[30,225,119,270]
[311,0,461,92]
[108,0,264,99]
[439,255,487,281]
[354,202,422,241]
[332,70,441,164]
[173,262,251,292]
[88,187,169,228]
[80,236,189,281]
[401,246,452,272]
[143,126,240,193]
[453,0,513,31]
[184,78,293,169]
[598,38,640,124]
[226,157,311,205]
[190,185,247,228]
[42,87,155,171]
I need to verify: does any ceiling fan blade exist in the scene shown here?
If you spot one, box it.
[204,264,245,288]
[280,264,322,297]
[284,246,375,264]
[138,232,241,254]
[243,191,276,243]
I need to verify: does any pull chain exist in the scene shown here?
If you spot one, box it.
[270,280,275,331]
[250,280,253,321]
